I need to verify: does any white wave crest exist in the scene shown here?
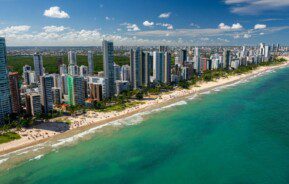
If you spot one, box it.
[29,154,43,161]
[187,94,198,100]
[161,101,187,109]
[213,88,222,92]
[200,91,211,95]
[0,158,9,165]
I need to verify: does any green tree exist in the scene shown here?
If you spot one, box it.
[136,92,144,100]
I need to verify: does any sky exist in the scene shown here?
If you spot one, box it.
[0,0,289,46]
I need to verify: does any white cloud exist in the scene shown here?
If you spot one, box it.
[131,25,289,40]
[44,6,70,19]
[121,23,140,31]
[232,23,243,30]
[1,24,288,46]
[261,18,286,22]
[143,21,154,27]
[218,23,231,30]
[224,0,289,14]
[159,12,171,18]
[43,26,67,32]
[156,23,173,30]
[105,16,114,21]
[254,24,267,29]
[244,33,251,38]
[0,25,30,35]
[219,23,243,30]
[190,23,200,28]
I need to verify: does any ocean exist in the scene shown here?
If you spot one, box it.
[1,66,289,184]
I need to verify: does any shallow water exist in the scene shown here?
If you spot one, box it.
[1,67,289,184]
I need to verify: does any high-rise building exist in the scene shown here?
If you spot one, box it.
[25,94,31,115]
[68,51,77,65]
[223,50,231,70]
[40,75,54,114]
[114,63,121,81]
[83,78,88,98]
[80,65,88,76]
[68,64,79,75]
[174,56,182,66]
[131,48,144,89]
[9,72,21,114]
[201,58,208,71]
[28,93,42,116]
[61,74,68,95]
[23,65,31,84]
[194,47,201,75]
[23,65,32,73]
[50,73,60,88]
[265,45,270,59]
[88,51,94,75]
[59,64,67,75]
[259,43,265,56]
[143,52,152,86]
[181,66,188,80]
[52,87,62,105]
[115,80,130,95]
[0,37,12,122]
[89,83,102,101]
[67,75,85,106]
[164,52,171,84]
[129,49,134,85]
[102,40,115,97]
[241,46,247,58]
[180,49,187,65]
[120,65,130,82]
[28,71,36,84]
[207,59,213,70]
[159,46,168,52]
[153,51,164,83]
[88,76,108,99]
[33,53,44,81]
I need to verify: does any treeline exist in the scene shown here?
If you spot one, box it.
[7,55,130,75]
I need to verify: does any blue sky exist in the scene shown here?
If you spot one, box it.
[0,0,289,46]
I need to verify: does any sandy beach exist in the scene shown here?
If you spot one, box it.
[1,58,289,156]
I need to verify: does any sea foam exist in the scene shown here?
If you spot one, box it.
[0,158,9,165]
[29,154,43,161]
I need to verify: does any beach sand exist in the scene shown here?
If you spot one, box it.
[1,58,289,156]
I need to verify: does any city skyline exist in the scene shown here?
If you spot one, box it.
[0,0,289,46]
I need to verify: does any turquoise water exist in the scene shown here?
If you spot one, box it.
[1,67,289,184]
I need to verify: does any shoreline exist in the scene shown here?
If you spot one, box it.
[1,59,289,157]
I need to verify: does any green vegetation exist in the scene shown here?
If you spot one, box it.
[178,80,190,89]
[0,132,21,144]
[56,118,73,125]
[7,55,129,75]
[99,101,143,112]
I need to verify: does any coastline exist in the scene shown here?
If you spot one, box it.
[1,59,289,157]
